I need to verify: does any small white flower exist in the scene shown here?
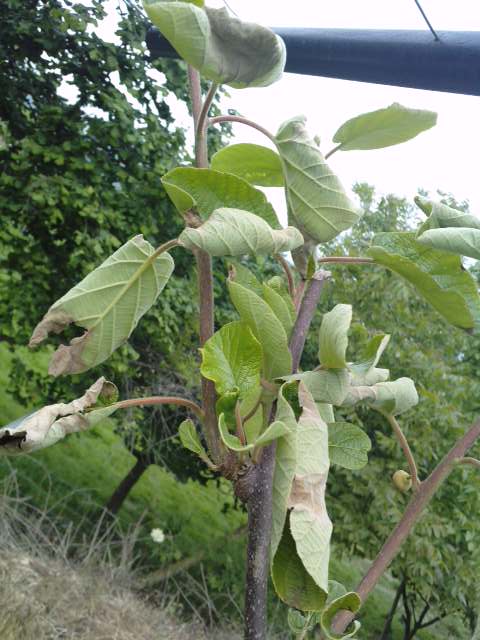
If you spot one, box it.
[150,528,166,544]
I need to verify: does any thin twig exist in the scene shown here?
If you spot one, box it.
[114,396,204,419]
[383,413,420,490]
[209,115,275,144]
[275,253,295,299]
[152,238,180,258]
[413,0,440,41]
[325,143,343,160]
[332,416,480,635]
[235,401,247,445]
[196,82,218,140]
[318,256,374,265]
[457,456,480,470]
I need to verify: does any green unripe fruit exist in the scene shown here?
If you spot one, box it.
[392,470,412,493]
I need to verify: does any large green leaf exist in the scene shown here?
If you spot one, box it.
[162,167,280,228]
[319,304,352,368]
[275,116,361,243]
[0,378,117,455]
[332,102,437,151]
[320,592,362,639]
[29,235,174,375]
[368,232,480,331]
[343,377,418,416]
[262,283,295,338]
[272,516,328,611]
[289,384,332,593]
[284,370,350,405]
[218,414,289,452]
[179,208,303,257]
[415,196,480,260]
[211,143,284,187]
[143,3,286,88]
[228,279,292,380]
[271,383,298,561]
[328,422,372,470]
[200,321,262,397]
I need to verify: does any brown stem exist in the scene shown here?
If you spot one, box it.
[196,82,218,142]
[275,253,295,299]
[332,417,480,635]
[244,269,328,640]
[289,270,331,372]
[187,65,222,463]
[458,456,480,469]
[152,238,180,258]
[114,396,204,419]
[384,413,420,490]
[209,115,275,144]
[235,401,247,445]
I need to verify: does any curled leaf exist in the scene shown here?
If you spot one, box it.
[211,143,284,187]
[0,378,117,455]
[319,304,352,369]
[320,592,362,639]
[162,167,280,228]
[283,370,350,406]
[179,208,303,257]
[415,196,480,260]
[332,102,437,151]
[275,116,361,243]
[29,235,174,375]
[343,377,418,416]
[144,2,286,88]
[218,414,289,452]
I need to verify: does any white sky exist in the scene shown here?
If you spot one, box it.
[98,1,480,216]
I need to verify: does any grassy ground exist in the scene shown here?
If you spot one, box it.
[0,344,469,638]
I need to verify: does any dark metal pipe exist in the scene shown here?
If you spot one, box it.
[146,27,480,96]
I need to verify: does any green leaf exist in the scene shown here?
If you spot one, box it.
[162,167,280,228]
[218,414,289,452]
[143,3,286,88]
[200,321,262,397]
[178,418,209,463]
[320,592,361,639]
[262,283,295,338]
[415,196,480,260]
[332,102,436,151]
[211,143,284,187]
[227,261,263,296]
[272,516,327,611]
[29,235,174,375]
[0,378,117,455]
[319,304,352,368]
[283,370,350,405]
[228,279,292,380]
[275,116,361,243]
[343,377,418,416]
[271,383,298,560]
[368,232,480,331]
[328,422,372,470]
[289,384,332,593]
[287,609,312,635]
[350,334,390,375]
[179,208,303,257]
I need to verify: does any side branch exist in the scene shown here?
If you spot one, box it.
[457,456,480,470]
[383,413,420,490]
[209,115,275,144]
[115,396,204,419]
[332,417,480,635]
[318,256,374,265]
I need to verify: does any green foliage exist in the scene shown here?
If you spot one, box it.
[332,103,437,151]
[275,116,361,243]
[319,304,352,369]
[328,422,372,470]
[178,418,210,463]
[143,2,286,88]
[211,143,284,187]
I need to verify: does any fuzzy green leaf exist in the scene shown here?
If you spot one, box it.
[29,235,174,375]
[0,378,118,455]
[211,143,284,187]
[320,592,362,639]
[275,116,361,243]
[343,377,418,416]
[328,422,372,470]
[162,167,280,228]
[262,283,295,338]
[332,102,436,151]
[179,208,303,257]
[368,232,480,331]
[178,418,209,462]
[218,414,289,452]
[143,3,286,88]
[228,279,292,380]
[319,304,352,368]
[415,196,480,260]
[200,321,262,398]
[350,334,390,375]
[284,370,350,405]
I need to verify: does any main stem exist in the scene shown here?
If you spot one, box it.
[187,66,221,462]
[244,274,327,640]
[332,417,480,635]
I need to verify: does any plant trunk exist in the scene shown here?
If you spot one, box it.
[380,577,406,640]
[105,456,148,515]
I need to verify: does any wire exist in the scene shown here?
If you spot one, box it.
[413,0,440,41]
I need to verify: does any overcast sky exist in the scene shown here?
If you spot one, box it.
[99,1,480,217]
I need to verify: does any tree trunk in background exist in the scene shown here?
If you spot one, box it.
[105,456,149,515]
[380,577,406,640]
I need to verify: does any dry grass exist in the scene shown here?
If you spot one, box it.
[0,474,238,640]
